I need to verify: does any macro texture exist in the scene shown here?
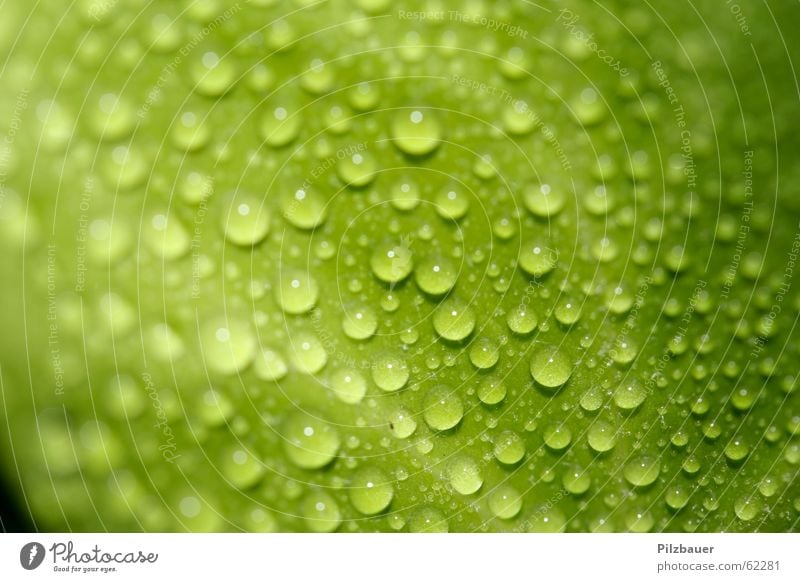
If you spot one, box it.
[0,0,799,532]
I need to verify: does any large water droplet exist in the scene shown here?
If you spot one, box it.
[488,485,522,519]
[281,187,327,230]
[530,345,572,389]
[423,385,464,431]
[258,106,299,147]
[408,506,449,532]
[282,412,340,469]
[221,447,264,490]
[415,254,458,296]
[518,240,557,277]
[543,423,572,451]
[349,467,393,515]
[391,109,442,156]
[478,376,507,405]
[623,456,661,487]
[342,303,378,340]
[275,270,319,314]
[469,337,500,369]
[253,348,288,381]
[523,183,564,217]
[372,352,409,392]
[435,188,470,221]
[288,332,328,374]
[301,491,341,532]
[493,430,525,465]
[221,194,270,246]
[201,318,256,375]
[433,298,476,341]
[507,305,538,335]
[447,455,483,495]
[370,239,414,284]
[587,421,617,452]
[337,151,376,187]
[329,368,367,404]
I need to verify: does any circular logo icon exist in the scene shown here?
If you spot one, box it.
[20,542,45,570]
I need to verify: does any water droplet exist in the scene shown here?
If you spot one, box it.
[530,345,572,389]
[734,496,763,521]
[301,491,341,532]
[391,110,442,156]
[682,455,701,475]
[580,387,605,411]
[253,348,288,381]
[435,188,470,221]
[282,412,340,469]
[259,106,299,147]
[281,187,327,230]
[388,407,417,438]
[201,318,256,375]
[433,298,476,341]
[348,81,380,111]
[702,420,722,440]
[221,194,270,246]
[469,337,500,369]
[507,306,538,335]
[665,486,690,510]
[625,509,654,532]
[587,421,616,452]
[91,93,135,141]
[199,389,233,427]
[423,385,464,431]
[370,239,414,284]
[562,466,591,495]
[288,332,328,374]
[543,423,572,451]
[554,299,582,326]
[478,377,507,405]
[192,51,237,96]
[614,382,646,410]
[523,183,564,217]
[415,254,458,296]
[275,270,319,314]
[342,303,378,340]
[408,506,449,532]
[145,212,191,259]
[146,13,182,53]
[502,100,536,135]
[300,58,334,95]
[372,352,409,392]
[583,185,614,215]
[337,151,376,187]
[518,240,557,277]
[624,456,661,487]
[493,430,525,465]
[492,216,516,240]
[222,447,264,490]
[447,455,483,495]
[349,467,393,515]
[329,369,367,404]
[390,179,421,211]
[724,438,750,462]
[731,387,757,411]
[107,375,146,420]
[488,485,522,519]
[526,507,566,532]
[179,171,214,205]
[758,476,779,498]
[171,111,210,152]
